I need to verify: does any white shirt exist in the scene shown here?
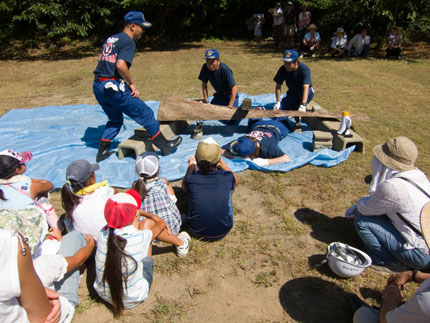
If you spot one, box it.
[273,7,284,25]
[0,229,29,323]
[331,35,348,49]
[357,169,430,253]
[348,33,370,52]
[72,186,115,241]
[386,278,430,322]
[33,255,74,323]
[94,226,153,309]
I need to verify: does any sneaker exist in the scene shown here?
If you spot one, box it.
[176,231,191,258]
[299,53,304,58]
[312,53,316,57]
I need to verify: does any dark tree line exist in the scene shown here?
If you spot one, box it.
[0,0,428,44]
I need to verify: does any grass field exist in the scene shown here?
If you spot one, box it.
[1,40,430,322]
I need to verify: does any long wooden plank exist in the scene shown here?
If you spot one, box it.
[157,96,369,121]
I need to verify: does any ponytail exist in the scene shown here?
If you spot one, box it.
[60,180,83,220]
[134,178,148,202]
[197,160,218,175]
[102,228,137,318]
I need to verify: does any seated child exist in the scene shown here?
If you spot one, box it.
[0,149,58,228]
[222,119,291,166]
[94,190,190,318]
[182,137,237,241]
[0,227,94,323]
[133,152,182,235]
[61,159,116,241]
[33,229,95,322]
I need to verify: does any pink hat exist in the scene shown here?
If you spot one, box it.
[104,190,142,229]
[0,149,32,164]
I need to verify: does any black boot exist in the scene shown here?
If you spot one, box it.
[96,140,114,162]
[151,132,182,155]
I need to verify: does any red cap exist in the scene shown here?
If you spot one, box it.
[104,190,141,229]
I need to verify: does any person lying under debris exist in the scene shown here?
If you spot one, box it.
[221,119,291,166]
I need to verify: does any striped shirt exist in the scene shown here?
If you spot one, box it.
[94,226,153,309]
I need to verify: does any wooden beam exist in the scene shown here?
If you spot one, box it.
[157,96,369,122]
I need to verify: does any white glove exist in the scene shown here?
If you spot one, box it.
[345,205,359,218]
[252,158,269,167]
[273,102,281,110]
[298,104,307,112]
[105,82,118,91]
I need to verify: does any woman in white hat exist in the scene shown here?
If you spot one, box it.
[346,136,430,271]
[330,27,348,58]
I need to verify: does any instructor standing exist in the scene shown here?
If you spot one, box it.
[93,11,182,162]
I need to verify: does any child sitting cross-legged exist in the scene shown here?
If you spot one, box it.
[133,152,182,235]
[182,137,238,241]
[94,190,190,318]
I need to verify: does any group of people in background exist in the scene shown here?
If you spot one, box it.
[249,2,404,59]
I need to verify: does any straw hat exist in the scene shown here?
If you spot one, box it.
[308,24,317,31]
[420,202,430,249]
[373,136,418,171]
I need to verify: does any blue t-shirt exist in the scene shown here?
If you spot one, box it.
[184,169,235,238]
[273,62,312,94]
[94,32,136,78]
[222,123,285,159]
[198,62,236,95]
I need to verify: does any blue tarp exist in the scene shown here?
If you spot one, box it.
[0,93,354,188]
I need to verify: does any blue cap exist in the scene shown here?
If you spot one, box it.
[232,137,255,156]
[283,49,299,62]
[205,49,220,59]
[124,11,152,28]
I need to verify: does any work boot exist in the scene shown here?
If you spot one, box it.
[151,131,182,155]
[96,140,114,162]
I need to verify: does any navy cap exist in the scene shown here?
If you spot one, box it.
[66,159,99,183]
[205,49,220,59]
[232,137,256,156]
[283,49,299,62]
[124,11,152,29]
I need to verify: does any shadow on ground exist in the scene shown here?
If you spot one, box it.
[294,207,363,247]
[279,276,354,323]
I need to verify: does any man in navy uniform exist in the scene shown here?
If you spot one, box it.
[93,11,181,162]
[273,49,314,112]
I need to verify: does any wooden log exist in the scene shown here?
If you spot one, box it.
[157,96,369,122]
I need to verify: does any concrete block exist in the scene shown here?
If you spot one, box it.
[117,135,153,159]
[312,130,333,151]
[118,120,191,160]
[321,120,365,153]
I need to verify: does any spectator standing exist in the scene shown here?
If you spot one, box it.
[268,2,284,49]
[297,6,311,40]
[254,15,263,47]
[284,2,296,49]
